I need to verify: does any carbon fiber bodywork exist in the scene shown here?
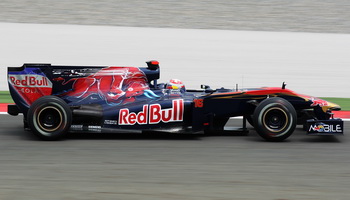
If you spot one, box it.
[7,61,343,139]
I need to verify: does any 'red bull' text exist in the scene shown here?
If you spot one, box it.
[118,99,184,125]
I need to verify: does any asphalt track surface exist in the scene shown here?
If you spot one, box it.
[1,114,349,200]
[2,2,350,199]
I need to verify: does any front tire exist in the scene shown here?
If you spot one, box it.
[27,96,72,140]
[253,97,297,142]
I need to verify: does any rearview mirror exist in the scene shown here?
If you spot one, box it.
[201,84,210,89]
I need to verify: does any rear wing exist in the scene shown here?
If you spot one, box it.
[8,61,160,116]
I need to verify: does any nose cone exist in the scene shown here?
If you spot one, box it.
[324,100,341,112]
[314,98,341,112]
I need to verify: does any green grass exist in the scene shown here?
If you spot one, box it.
[0,91,349,110]
[0,91,14,103]
[320,97,350,111]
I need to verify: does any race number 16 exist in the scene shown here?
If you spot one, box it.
[194,99,203,108]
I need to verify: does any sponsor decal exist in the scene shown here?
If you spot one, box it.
[309,123,343,133]
[70,125,101,132]
[9,75,51,88]
[8,73,53,105]
[118,99,184,125]
[104,120,119,125]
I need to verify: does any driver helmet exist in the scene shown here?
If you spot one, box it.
[165,79,186,94]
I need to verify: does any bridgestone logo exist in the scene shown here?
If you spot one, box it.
[118,99,184,125]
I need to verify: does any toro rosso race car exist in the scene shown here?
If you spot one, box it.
[7,61,344,141]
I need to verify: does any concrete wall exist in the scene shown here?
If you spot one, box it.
[1,22,350,97]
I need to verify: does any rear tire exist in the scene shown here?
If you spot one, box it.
[253,97,297,142]
[27,96,72,140]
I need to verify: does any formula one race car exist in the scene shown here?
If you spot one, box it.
[7,61,344,141]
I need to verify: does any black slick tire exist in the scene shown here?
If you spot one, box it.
[27,96,72,140]
[253,97,297,142]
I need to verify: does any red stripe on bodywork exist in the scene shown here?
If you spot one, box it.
[244,88,296,96]
[211,88,298,97]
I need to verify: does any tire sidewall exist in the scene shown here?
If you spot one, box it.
[27,96,72,140]
[253,97,297,142]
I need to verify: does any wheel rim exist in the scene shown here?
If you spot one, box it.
[37,106,63,132]
[262,107,288,133]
